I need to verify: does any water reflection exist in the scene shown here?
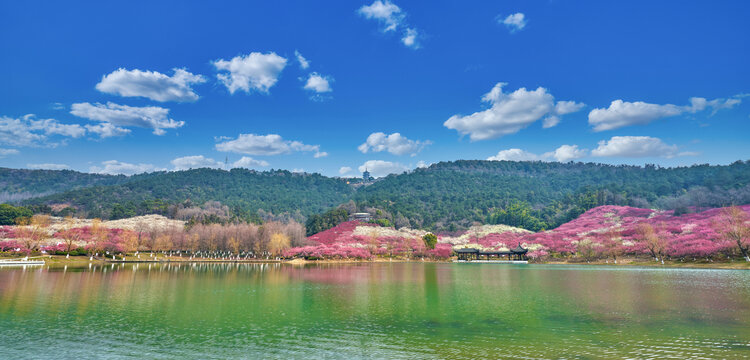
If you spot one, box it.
[0,263,748,359]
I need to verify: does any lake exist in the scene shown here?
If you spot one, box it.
[1,262,749,359]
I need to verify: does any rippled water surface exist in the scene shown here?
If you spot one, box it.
[1,263,749,359]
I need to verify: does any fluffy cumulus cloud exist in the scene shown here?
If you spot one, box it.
[70,102,183,136]
[294,50,310,70]
[303,73,333,93]
[588,100,682,132]
[27,163,69,170]
[358,0,420,48]
[499,13,527,32]
[488,144,588,162]
[487,148,539,161]
[444,82,584,141]
[90,160,163,175]
[358,0,404,32]
[339,166,353,175]
[588,95,743,131]
[591,136,690,158]
[358,132,430,156]
[544,144,588,162]
[95,68,206,102]
[213,52,287,94]
[171,155,224,170]
[0,114,86,147]
[233,156,269,169]
[358,160,409,178]
[215,133,326,157]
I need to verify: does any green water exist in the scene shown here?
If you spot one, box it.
[1,263,749,359]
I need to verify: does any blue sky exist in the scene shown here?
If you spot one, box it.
[1,0,748,177]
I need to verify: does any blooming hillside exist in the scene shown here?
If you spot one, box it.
[502,205,749,260]
[297,205,750,261]
[286,221,452,259]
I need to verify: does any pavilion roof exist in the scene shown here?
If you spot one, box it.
[511,244,528,254]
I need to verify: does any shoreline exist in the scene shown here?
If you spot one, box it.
[7,255,747,270]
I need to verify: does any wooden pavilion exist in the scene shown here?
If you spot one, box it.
[454,244,528,262]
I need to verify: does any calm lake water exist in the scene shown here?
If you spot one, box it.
[1,263,749,359]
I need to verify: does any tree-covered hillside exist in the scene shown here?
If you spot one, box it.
[353,160,750,231]
[0,167,135,202]
[23,168,355,221]
[8,160,750,232]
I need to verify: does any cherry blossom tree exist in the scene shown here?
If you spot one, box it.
[634,223,667,263]
[714,206,750,261]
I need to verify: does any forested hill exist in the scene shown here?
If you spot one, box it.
[5,160,750,231]
[22,168,355,221]
[0,167,135,202]
[353,160,750,231]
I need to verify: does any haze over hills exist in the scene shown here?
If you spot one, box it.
[2,160,750,232]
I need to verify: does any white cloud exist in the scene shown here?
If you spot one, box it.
[216,133,325,157]
[0,114,86,147]
[487,148,540,161]
[294,50,310,70]
[171,155,224,170]
[588,100,682,132]
[489,144,588,163]
[303,73,333,93]
[591,136,689,158]
[416,160,431,168]
[0,148,19,157]
[358,160,409,178]
[70,102,183,135]
[213,52,287,94]
[27,163,70,170]
[588,95,743,131]
[232,156,270,169]
[358,0,404,32]
[95,68,206,102]
[401,28,419,48]
[500,13,527,32]
[687,96,742,114]
[90,160,163,175]
[313,151,328,158]
[543,144,588,162]
[292,168,305,173]
[358,132,430,156]
[444,82,584,141]
[85,123,131,138]
[339,166,353,175]
[358,0,421,49]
